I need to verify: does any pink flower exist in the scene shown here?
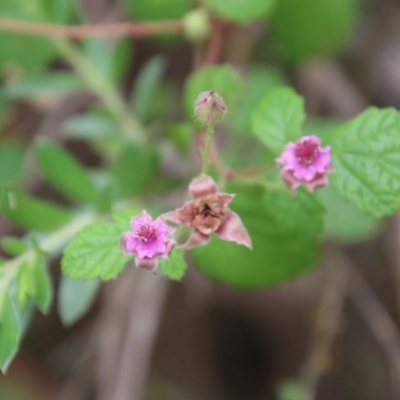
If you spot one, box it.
[163,175,252,249]
[276,135,333,192]
[120,210,176,272]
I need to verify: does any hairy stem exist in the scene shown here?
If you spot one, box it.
[201,123,215,174]
[0,18,183,39]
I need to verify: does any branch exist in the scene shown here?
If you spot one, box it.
[0,18,183,39]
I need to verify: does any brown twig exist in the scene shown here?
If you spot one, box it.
[0,17,183,39]
[300,251,349,400]
[344,254,400,382]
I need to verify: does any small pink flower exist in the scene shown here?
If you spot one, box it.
[276,135,333,192]
[120,210,176,272]
[163,175,252,249]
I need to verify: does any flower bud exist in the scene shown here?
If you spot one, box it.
[194,91,227,125]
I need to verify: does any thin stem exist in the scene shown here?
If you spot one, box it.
[201,123,215,174]
[0,18,183,39]
[53,39,145,142]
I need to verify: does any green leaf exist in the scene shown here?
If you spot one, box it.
[205,0,275,24]
[131,55,167,123]
[318,185,380,243]
[184,65,243,121]
[252,87,305,155]
[31,261,53,314]
[83,38,130,83]
[63,113,119,140]
[0,0,58,73]
[4,72,83,100]
[123,0,191,21]
[112,208,141,231]
[61,222,132,280]
[0,142,24,184]
[160,249,187,281]
[271,0,360,63]
[17,259,53,314]
[110,143,158,198]
[58,276,100,326]
[0,291,20,373]
[326,107,400,217]
[1,237,28,256]
[192,186,318,288]
[35,139,98,204]
[264,187,325,238]
[230,66,286,136]
[278,381,307,400]
[0,184,72,231]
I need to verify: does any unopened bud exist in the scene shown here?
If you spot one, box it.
[194,91,227,125]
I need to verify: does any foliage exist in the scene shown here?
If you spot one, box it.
[0,0,397,374]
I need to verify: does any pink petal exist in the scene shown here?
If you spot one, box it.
[219,193,235,208]
[183,230,210,249]
[215,211,253,249]
[189,174,218,199]
[135,257,158,272]
[280,170,301,191]
[162,201,195,226]
[161,238,176,259]
[305,173,330,192]
[119,233,130,254]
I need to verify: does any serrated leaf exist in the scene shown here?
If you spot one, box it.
[326,107,400,217]
[252,87,305,155]
[192,186,318,288]
[184,65,243,120]
[61,222,132,280]
[0,291,20,373]
[264,188,325,238]
[0,184,72,231]
[205,0,275,24]
[58,276,100,326]
[1,237,28,256]
[35,139,98,205]
[160,249,187,281]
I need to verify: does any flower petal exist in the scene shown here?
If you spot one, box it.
[189,174,218,199]
[135,257,158,272]
[215,211,253,249]
[162,201,195,226]
[183,230,210,249]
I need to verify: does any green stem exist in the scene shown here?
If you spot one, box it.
[53,39,145,143]
[201,123,215,174]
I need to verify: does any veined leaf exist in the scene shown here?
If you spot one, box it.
[326,107,400,217]
[61,222,132,280]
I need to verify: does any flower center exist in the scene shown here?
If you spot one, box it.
[295,140,318,166]
[134,224,157,242]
